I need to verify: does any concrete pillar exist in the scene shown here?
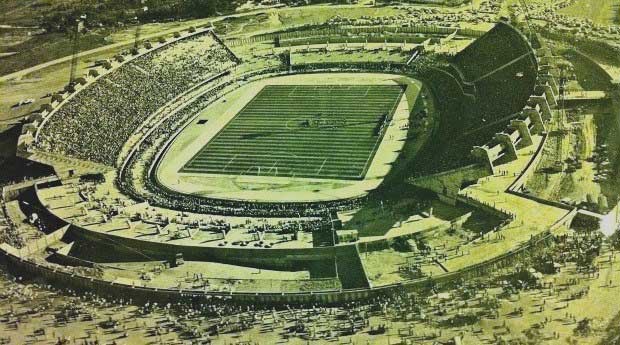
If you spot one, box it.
[539,55,554,65]
[535,84,557,107]
[510,119,533,147]
[538,64,553,74]
[523,107,546,134]
[536,47,552,58]
[494,132,518,162]
[51,94,64,103]
[539,73,559,94]
[528,95,553,121]
[471,146,495,174]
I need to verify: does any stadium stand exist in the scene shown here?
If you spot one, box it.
[412,21,538,175]
[25,20,539,216]
[37,31,238,167]
[452,21,538,123]
[116,60,442,217]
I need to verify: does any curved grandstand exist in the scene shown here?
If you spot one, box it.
[1,19,577,306]
[34,29,239,167]
[413,22,539,176]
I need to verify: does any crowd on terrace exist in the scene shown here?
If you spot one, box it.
[327,0,503,28]
[35,15,534,218]
[114,58,449,217]
[0,206,25,249]
[37,32,238,167]
[72,180,331,241]
[114,77,354,218]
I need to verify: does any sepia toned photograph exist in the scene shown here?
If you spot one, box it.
[0,0,619,344]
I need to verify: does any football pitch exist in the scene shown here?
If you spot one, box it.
[181,84,405,180]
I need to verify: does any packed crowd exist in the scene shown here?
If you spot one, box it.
[0,203,24,249]
[116,74,364,218]
[327,3,503,29]
[248,218,330,234]
[117,61,446,217]
[38,31,238,167]
[78,177,331,236]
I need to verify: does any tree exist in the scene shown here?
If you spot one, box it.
[574,318,593,336]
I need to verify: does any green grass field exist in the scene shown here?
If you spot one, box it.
[181,84,404,180]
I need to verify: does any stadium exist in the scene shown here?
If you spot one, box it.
[2,1,620,342]
[4,20,559,299]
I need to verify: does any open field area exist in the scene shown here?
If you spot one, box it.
[156,73,421,202]
[182,84,404,180]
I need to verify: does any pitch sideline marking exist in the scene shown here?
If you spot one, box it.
[316,158,328,176]
[267,160,279,175]
[222,154,238,172]
[287,86,298,97]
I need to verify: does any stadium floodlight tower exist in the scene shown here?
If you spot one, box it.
[554,62,570,169]
[518,0,536,44]
[133,0,149,51]
[68,14,87,87]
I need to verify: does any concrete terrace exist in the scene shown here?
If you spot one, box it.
[447,135,573,271]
